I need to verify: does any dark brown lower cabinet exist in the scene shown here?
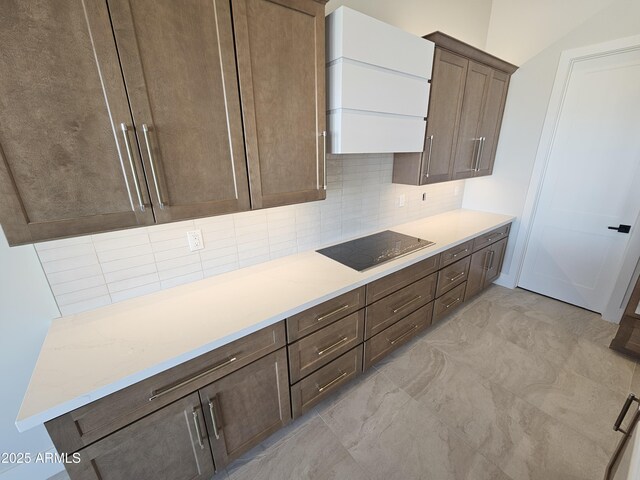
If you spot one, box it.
[63,348,290,479]
[67,393,214,480]
[199,348,291,470]
[466,237,508,300]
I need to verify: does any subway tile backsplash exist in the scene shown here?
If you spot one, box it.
[36,154,464,315]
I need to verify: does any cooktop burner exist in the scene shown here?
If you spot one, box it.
[316,230,435,272]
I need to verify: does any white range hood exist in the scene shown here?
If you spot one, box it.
[326,7,434,154]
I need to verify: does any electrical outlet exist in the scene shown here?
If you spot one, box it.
[187,230,204,252]
[454,186,461,196]
[398,194,406,207]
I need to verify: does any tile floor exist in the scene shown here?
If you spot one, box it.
[51,285,639,480]
[222,286,638,480]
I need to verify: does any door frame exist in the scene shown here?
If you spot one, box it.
[512,34,640,323]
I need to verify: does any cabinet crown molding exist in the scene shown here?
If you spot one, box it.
[424,31,519,74]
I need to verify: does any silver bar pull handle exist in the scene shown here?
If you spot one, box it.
[452,248,469,259]
[476,136,486,171]
[317,304,350,322]
[483,250,492,271]
[447,271,466,283]
[149,356,237,401]
[192,410,205,449]
[317,336,349,356]
[317,371,347,393]
[392,295,422,314]
[444,297,461,310]
[389,324,419,345]
[423,134,434,179]
[471,138,480,172]
[120,123,145,212]
[488,250,496,269]
[142,124,165,209]
[321,131,327,190]
[208,399,221,440]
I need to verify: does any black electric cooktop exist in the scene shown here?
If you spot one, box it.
[316,230,435,272]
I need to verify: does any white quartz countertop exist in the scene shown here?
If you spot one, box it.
[17,209,514,431]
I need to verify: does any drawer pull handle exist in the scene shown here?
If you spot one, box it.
[317,304,350,322]
[444,297,461,310]
[317,336,349,356]
[452,248,468,259]
[208,399,221,440]
[317,371,348,393]
[192,410,205,449]
[149,356,238,401]
[447,271,466,283]
[389,325,419,345]
[392,295,423,314]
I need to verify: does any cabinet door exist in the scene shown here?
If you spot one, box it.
[232,0,326,209]
[484,237,508,286]
[465,247,490,300]
[422,49,468,184]
[476,70,510,177]
[108,0,250,222]
[66,393,214,480]
[0,0,153,245]
[452,61,493,180]
[199,348,291,469]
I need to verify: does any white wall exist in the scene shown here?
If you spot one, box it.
[463,0,640,291]
[486,0,617,65]
[0,233,61,479]
[326,0,493,48]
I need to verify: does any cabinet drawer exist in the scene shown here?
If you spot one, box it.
[46,322,286,454]
[288,310,364,383]
[286,287,365,342]
[473,224,510,252]
[366,272,437,339]
[364,303,433,370]
[440,240,473,268]
[436,256,471,297]
[366,254,439,304]
[291,345,363,418]
[433,282,467,322]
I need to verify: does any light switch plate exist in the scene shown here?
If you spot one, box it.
[187,230,204,251]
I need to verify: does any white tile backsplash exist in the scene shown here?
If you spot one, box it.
[36,154,464,315]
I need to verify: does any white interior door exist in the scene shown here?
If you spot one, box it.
[519,47,640,313]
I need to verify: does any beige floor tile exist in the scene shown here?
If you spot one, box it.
[379,342,610,480]
[564,337,636,395]
[320,372,510,480]
[514,365,624,453]
[226,416,368,480]
[456,297,579,366]
[581,315,619,348]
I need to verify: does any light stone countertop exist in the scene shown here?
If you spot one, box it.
[16,209,514,431]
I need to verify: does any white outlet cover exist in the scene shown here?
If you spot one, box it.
[187,230,204,252]
[398,194,406,207]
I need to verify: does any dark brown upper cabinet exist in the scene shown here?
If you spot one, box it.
[0,0,327,246]
[393,32,517,186]
[232,0,327,209]
[0,0,155,245]
[107,0,251,224]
